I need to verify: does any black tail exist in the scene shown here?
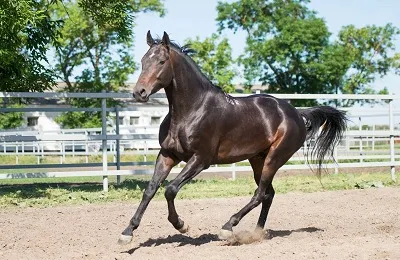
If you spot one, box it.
[299,106,347,176]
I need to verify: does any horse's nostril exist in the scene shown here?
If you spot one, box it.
[140,89,146,97]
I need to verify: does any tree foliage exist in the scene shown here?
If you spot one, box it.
[79,0,165,41]
[216,0,400,106]
[0,110,24,129]
[185,33,236,93]
[0,0,165,94]
[51,0,164,128]
[0,0,164,128]
[337,25,398,95]
[0,0,61,92]
[0,99,24,129]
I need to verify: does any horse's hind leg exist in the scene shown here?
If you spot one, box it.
[255,184,275,237]
[219,138,296,240]
[248,155,275,230]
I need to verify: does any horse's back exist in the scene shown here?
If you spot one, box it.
[228,93,304,126]
[245,94,306,136]
[212,93,306,163]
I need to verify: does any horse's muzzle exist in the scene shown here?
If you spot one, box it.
[133,88,149,102]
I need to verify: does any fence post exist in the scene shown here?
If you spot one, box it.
[41,143,44,162]
[231,163,236,180]
[334,146,338,174]
[85,131,88,163]
[115,105,121,185]
[389,99,396,181]
[144,141,148,162]
[143,126,147,162]
[60,141,64,164]
[372,124,375,151]
[101,92,108,192]
[359,117,363,163]
[72,140,75,158]
[15,142,19,164]
[35,143,40,164]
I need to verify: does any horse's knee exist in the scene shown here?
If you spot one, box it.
[270,188,275,199]
[164,184,178,201]
[265,185,275,201]
[142,188,153,201]
[253,188,269,202]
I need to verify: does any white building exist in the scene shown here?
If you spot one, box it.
[14,83,269,132]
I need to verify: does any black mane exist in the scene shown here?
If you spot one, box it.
[152,38,224,92]
[153,38,196,56]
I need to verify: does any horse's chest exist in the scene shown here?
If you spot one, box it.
[161,135,182,151]
[160,131,193,156]
[159,118,206,160]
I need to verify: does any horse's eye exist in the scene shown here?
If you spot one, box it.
[160,60,165,65]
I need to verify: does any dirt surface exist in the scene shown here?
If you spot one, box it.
[1,187,399,260]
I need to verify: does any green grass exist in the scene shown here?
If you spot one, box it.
[1,154,398,170]
[348,143,400,150]
[0,154,159,165]
[0,172,398,208]
[0,154,159,174]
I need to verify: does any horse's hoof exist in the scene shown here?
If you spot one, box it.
[218,229,233,240]
[118,234,133,245]
[178,223,189,233]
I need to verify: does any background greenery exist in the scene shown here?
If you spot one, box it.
[1,0,399,108]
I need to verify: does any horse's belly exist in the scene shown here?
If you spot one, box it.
[215,140,269,164]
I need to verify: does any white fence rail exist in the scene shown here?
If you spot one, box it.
[1,92,399,191]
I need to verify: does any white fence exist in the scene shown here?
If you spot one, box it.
[1,91,399,191]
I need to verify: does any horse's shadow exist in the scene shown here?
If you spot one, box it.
[123,227,323,254]
[123,233,219,254]
[267,227,323,238]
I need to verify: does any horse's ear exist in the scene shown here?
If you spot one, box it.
[162,31,170,49]
[147,30,155,47]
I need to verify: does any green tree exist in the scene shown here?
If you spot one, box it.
[79,0,165,41]
[185,33,237,92]
[0,0,61,92]
[1,0,164,128]
[394,53,400,75]
[338,25,398,97]
[0,0,59,128]
[0,0,165,93]
[0,100,24,129]
[216,0,400,106]
[314,24,399,106]
[52,1,165,128]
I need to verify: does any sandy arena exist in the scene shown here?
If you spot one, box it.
[1,187,399,260]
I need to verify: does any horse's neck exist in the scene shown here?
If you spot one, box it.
[165,53,217,117]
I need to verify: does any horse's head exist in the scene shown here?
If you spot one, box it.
[133,31,173,102]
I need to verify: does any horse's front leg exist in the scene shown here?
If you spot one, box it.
[118,149,179,245]
[164,154,207,233]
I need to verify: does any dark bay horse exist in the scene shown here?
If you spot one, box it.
[118,31,347,244]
